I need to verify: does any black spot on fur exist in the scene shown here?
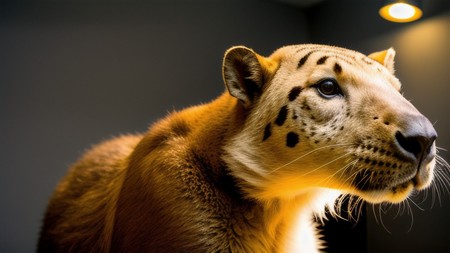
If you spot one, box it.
[286,132,300,147]
[298,52,312,68]
[263,123,272,141]
[288,86,303,101]
[334,63,342,75]
[275,106,288,126]
[317,56,328,65]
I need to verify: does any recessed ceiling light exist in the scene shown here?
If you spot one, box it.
[379,0,423,23]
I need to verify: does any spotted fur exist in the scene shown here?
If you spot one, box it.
[38,44,445,253]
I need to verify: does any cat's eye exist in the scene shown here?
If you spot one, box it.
[314,79,342,98]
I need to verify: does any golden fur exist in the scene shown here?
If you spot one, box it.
[38,44,440,252]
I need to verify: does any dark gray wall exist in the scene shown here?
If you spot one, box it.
[309,1,450,252]
[0,1,308,252]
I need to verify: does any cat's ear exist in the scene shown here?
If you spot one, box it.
[223,46,279,108]
[368,47,396,74]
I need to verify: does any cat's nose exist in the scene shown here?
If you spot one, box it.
[395,114,437,161]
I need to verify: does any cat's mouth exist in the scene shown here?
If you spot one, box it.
[350,158,435,204]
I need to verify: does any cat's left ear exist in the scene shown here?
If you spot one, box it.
[222,46,279,108]
[368,48,396,74]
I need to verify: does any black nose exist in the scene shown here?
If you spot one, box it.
[395,116,437,160]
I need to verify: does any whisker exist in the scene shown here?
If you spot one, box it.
[378,204,392,234]
[408,195,424,211]
[343,168,362,186]
[348,195,365,223]
[434,156,450,207]
[337,161,360,185]
[417,186,429,206]
[405,199,415,233]
[269,143,353,174]
[392,202,402,219]
[356,197,365,222]
[334,194,349,221]
[430,183,437,209]
[318,159,358,186]
[434,171,444,206]
[298,152,354,178]
[436,147,447,152]
[380,202,391,215]
[323,148,449,236]
[371,204,379,225]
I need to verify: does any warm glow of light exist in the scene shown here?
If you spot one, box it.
[389,3,415,19]
[379,2,423,23]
